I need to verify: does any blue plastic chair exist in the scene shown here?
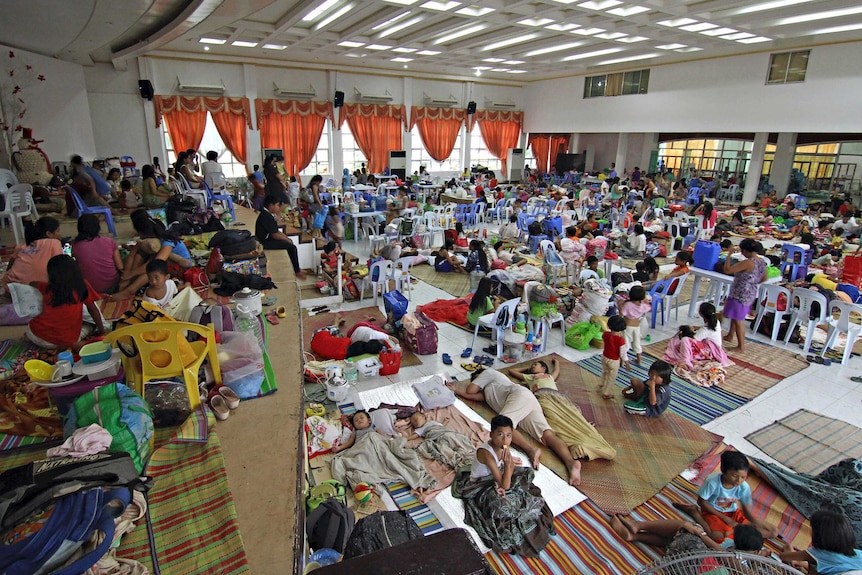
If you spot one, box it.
[66,187,116,237]
[648,279,673,328]
[487,199,507,224]
[686,187,702,206]
[528,233,548,253]
[200,180,235,221]
[779,244,812,281]
[543,216,563,238]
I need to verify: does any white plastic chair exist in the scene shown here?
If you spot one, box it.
[663,272,691,322]
[752,284,793,341]
[0,187,23,245]
[178,174,208,209]
[361,222,386,252]
[523,281,565,351]
[820,301,862,365]
[469,297,521,360]
[359,260,393,305]
[0,169,18,190]
[783,287,829,355]
[422,212,444,248]
[391,256,414,301]
[539,240,566,286]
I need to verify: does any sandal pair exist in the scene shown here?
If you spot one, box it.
[473,355,494,367]
[442,353,453,365]
[806,355,832,366]
[461,362,481,372]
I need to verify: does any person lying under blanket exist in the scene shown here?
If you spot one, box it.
[310,325,389,360]
[408,411,475,470]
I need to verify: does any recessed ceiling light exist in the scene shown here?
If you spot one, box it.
[482,33,539,51]
[573,27,605,35]
[367,44,392,50]
[456,5,495,16]
[596,32,627,39]
[776,6,862,25]
[421,0,461,10]
[373,12,410,30]
[378,16,425,37]
[680,22,718,32]
[607,5,650,16]
[315,4,353,30]
[338,40,365,47]
[262,43,288,50]
[519,18,554,26]
[504,59,525,64]
[737,36,771,43]
[657,18,697,27]
[597,52,658,65]
[434,24,487,44]
[475,69,482,76]
[578,0,622,9]
[403,64,409,68]
[656,43,686,49]
[507,70,528,73]
[482,57,505,62]
[393,47,418,52]
[203,46,210,51]
[675,46,703,52]
[808,22,862,34]
[474,66,492,70]
[200,37,227,45]
[391,57,413,62]
[383,0,419,4]
[525,41,586,56]
[551,0,578,4]
[617,35,649,42]
[732,0,812,15]
[416,49,441,55]
[232,40,258,48]
[302,0,340,21]
[345,52,367,57]
[561,47,624,61]
[719,32,755,40]
[546,23,579,31]
[490,68,510,72]
[700,27,737,36]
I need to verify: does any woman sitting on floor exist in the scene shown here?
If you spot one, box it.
[663,303,731,387]
[71,213,122,295]
[435,238,466,273]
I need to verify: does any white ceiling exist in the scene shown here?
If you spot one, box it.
[2,0,862,81]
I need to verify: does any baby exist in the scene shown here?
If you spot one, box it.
[408,411,476,470]
[331,410,374,454]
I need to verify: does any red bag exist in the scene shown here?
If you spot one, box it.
[378,345,401,376]
[206,247,224,279]
[842,253,862,288]
[183,267,209,289]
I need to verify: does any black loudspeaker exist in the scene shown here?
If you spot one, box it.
[138,80,154,101]
[466,101,477,114]
[334,90,345,108]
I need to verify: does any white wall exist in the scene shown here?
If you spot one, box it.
[84,63,150,163]
[524,41,862,134]
[0,43,96,165]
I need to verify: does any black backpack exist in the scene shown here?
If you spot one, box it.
[342,510,424,560]
[305,499,355,553]
[165,195,198,225]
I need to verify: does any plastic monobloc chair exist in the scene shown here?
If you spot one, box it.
[470,297,521,360]
[752,284,793,341]
[648,279,673,328]
[67,186,117,237]
[783,287,829,355]
[820,301,862,365]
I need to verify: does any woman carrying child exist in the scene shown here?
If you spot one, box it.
[140,164,173,207]
[620,285,651,365]
[451,415,555,557]
[721,238,767,352]
[2,217,63,293]
[616,224,647,258]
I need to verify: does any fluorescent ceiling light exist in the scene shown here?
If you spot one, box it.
[482,57,505,62]
[456,5,495,16]
[573,27,605,35]
[232,40,258,47]
[656,43,686,49]
[416,49,440,55]
[482,33,539,51]
[596,32,627,39]
[315,4,353,30]
[507,70,528,73]
[303,0,340,21]
[392,47,417,52]
[700,27,736,36]
[578,0,621,9]
[519,18,554,26]
[421,0,461,10]
[366,44,392,49]
[551,0,578,4]
[474,66,492,70]
[262,43,287,50]
[490,68,510,72]
[391,57,413,62]
[345,52,366,57]
[434,23,487,44]
[384,0,418,4]
[373,12,409,30]
[720,32,755,40]
[732,0,812,15]
[680,22,718,32]
[199,37,227,44]
[525,41,586,56]
[338,40,364,47]
[776,6,862,25]
[676,46,703,52]
[546,23,579,31]
[607,5,650,16]
[504,59,525,64]
[561,47,623,61]
[617,35,648,42]
[657,18,697,27]
[737,36,771,43]
[597,52,658,65]
[378,15,424,37]
[808,22,862,34]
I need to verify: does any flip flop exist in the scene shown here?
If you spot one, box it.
[276,306,287,318]
[850,376,862,383]
[806,355,832,366]
[473,355,494,367]
[265,311,280,325]
[442,353,453,365]
[461,362,480,372]
[262,296,277,306]
[460,348,473,358]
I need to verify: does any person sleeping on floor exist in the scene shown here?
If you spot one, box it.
[407,411,475,470]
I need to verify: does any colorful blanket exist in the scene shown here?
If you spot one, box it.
[0,341,61,439]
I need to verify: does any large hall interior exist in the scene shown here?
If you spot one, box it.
[0,1,861,574]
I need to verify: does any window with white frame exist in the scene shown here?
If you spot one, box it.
[162,114,246,179]
[340,123,368,173]
[410,127,462,173]
[301,119,331,177]
[469,125,502,172]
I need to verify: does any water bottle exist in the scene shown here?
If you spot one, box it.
[525,331,534,352]
[236,315,265,352]
[645,334,651,343]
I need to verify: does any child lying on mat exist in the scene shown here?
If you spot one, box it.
[621,359,672,417]
[407,411,475,470]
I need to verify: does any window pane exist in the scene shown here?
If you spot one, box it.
[469,126,502,171]
[622,71,639,95]
[340,123,367,172]
[197,114,246,178]
[768,52,790,83]
[410,127,461,173]
[786,50,809,82]
[638,69,649,94]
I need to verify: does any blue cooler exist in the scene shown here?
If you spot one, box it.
[693,240,720,270]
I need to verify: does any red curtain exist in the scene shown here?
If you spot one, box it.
[475,110,523,175]
[339,104,407,173]
[154,96,252,161]
[528,133,571,174]
[256,100,333,179]
[410,106,466,162]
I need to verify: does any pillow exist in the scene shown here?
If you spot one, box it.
[412,375,455,410]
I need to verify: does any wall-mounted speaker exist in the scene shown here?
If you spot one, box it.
[138,80,154,101]
[334,90,345,108]
[466,101,477,114]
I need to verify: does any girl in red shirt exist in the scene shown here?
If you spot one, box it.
[600,315,630,399]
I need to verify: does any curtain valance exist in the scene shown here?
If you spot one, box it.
[408,106,467,130]
[254,99,334,129]
[469,109,523,131]
[153,96,251,128]
[337,104,407,129]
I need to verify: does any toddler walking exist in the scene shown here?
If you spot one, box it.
[601,315,629,399]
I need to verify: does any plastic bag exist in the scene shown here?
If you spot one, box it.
[218,331,265,398]
[163,286,203,322]
[565,322,602,350]
[8,283,43,318]
[766,265,781,279]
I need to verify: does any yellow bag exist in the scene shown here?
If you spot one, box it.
[112,300,197,367]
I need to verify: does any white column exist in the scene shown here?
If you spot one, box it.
[403,76,413,173]
[462,82,473,172]
[641,133,659,172]
[329,71,343,179]
[569,133,580,155]
[743,132,769,205]
[242,64,259,174]
[614,133,629,175]
[770,132,797,197]
[138,57,163,163]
